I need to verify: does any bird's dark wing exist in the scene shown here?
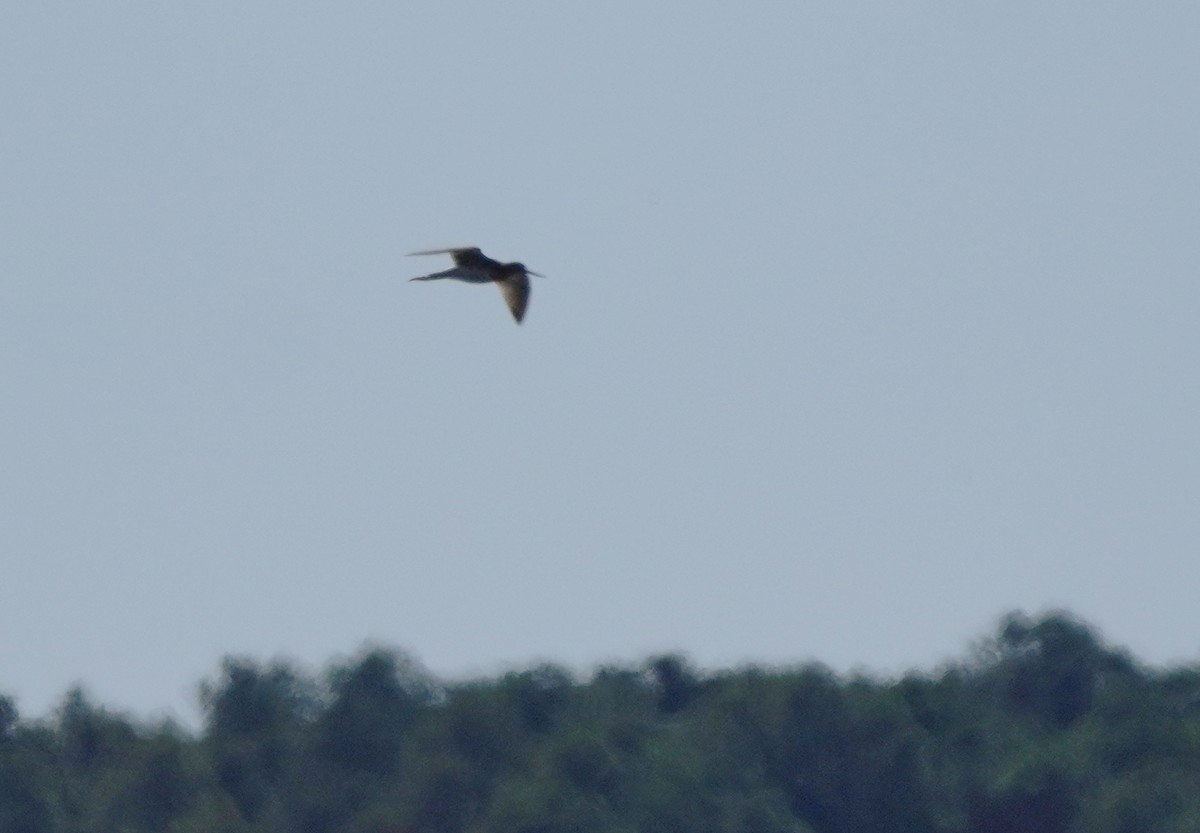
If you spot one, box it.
[408,247,490,268]
[497,273,530,323]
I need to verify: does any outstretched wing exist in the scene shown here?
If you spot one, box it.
[497,273,530,323]
[408,247,491,268]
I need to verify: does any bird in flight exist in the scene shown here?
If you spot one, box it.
[408,247,543,324]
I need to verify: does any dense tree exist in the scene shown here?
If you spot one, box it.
[199,659,315,824]
[0,708,56,833]
[2,612,1200,833]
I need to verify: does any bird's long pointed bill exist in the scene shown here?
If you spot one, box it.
[527,270,545,278]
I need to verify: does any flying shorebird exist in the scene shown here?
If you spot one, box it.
[408,247,543,324]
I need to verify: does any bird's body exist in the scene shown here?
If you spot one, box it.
[408,247,542,323]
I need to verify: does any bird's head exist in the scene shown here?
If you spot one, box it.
[505,262,544,278]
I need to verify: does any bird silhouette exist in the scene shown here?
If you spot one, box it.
[408,247,543,324]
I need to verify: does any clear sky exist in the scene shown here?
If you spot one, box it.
[3,3,1198,725]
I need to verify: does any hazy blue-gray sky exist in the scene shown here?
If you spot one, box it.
[3,3,1198,724]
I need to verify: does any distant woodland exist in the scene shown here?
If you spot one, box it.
[2,611,1199,833]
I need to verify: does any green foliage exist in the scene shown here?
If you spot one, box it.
[199,659,315,824]
[3,613,1200,833]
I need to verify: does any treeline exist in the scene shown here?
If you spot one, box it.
[2,612,1200,833]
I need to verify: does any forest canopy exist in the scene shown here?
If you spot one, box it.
[2,610,1199,833]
